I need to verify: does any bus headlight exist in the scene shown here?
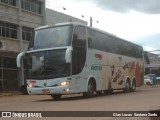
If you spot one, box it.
[58,81,70,86]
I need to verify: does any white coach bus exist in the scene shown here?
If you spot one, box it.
[17,22,144,100]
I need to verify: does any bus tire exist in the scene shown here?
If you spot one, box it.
[51,94,62,100]
[130,80,136,92]
[83,79,95,98]
[19,85,28,95]
[123,80,130,93]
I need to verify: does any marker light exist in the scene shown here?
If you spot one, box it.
[66,88,70,92]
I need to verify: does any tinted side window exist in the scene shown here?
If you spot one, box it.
[73,26,86,48]
[72,26,86,75]
[96,31,108,51]
[105,35,115,53]
[87,28,96,49]
[87,28,143,58]
[88,28,115,52]
[87,28,105,51]
[116,39,143,58]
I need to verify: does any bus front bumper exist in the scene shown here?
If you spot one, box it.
[27,86,71,95]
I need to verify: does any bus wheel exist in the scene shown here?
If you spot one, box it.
[83,80,95,98]
[19,85,28,95]
[51,94,62,100]
[123,81,130,93]
[130,80,136,92]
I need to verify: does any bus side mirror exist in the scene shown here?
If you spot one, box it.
[65,47,73,63]
[17,52,25,67]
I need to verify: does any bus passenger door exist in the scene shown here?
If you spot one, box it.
[72,26,87,91]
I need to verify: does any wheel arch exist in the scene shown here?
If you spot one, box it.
[87,76,97,91]
[83,76,97,97]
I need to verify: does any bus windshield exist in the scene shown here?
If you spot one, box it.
[29,25,73,50]
[26,49,70,79]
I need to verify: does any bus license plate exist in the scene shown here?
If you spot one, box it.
[42,89,50,94]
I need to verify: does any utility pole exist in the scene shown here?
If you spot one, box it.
[90,17,93,27]
[43,0,47,25]
[17,0,24,89]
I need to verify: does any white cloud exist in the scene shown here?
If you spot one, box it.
[46,0,160,52]
[92,10,160,41]
[72,0,160,14]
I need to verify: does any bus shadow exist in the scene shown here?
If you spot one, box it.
[33,90,136,102]
[34,95,84,102]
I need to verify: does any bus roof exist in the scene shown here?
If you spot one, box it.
[35,22,117,37]
[34,22,142,49]
[35,22,85,30]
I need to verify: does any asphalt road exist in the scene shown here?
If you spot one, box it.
[0,85,160,120]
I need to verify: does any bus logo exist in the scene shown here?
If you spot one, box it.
[95,53,103,60]
[44,83,47,87]
[91,65,102,70]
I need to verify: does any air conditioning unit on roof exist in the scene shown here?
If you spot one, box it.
[0,40,6,50]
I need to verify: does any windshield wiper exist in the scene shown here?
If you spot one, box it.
[40,65,59,75]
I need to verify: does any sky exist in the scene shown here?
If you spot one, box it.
[46,0,160,53]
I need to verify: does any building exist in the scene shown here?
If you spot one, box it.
[0,0,46,92]
[144,52,160,76]
[46,8,87,25]
[0,0,87,93]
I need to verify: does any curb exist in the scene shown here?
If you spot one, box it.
[0,91,21,97]
[0,93,12,97]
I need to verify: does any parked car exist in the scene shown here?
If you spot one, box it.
[144,74,154,85]
[144,74,160,85]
